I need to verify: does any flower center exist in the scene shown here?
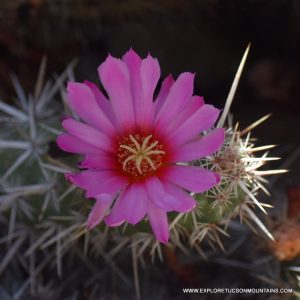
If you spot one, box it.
[117,134,166,179]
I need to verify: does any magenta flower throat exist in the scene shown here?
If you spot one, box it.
[57,49,225,243]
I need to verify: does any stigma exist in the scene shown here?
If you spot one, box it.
[117,134,166,179]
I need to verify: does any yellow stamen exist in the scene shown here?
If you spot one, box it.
[129,134,141,150]
[123,154,137,168]
[120,144,138,154]
[144,156,157,170]
[119,134,165,175]
[147,150,165,156]
[141,135,153,151]
[144,141,159,152]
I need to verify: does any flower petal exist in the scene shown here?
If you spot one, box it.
[118,183,148,225]
[154,74,174,116]
[136,55,160,128]
[83,80,117,125]
[66,170,127,198]
[122,48,142,105]
[154,72,194,129]
[162,181,196,212]
[168,104,220,146]
[163,165,220,193]
[57,133,99,154]
[78,153,116,170]
[147,201,169,244]
[98,55,135,130]
[62,118,112,152]
[67,82,116,136]
[87,193,114,229]
[171,128,225,162]
[145,177,176,212]
[123,51,160,130]
[104,193,126,227]
[165,95,204,134]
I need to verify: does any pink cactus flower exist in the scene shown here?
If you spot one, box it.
[57,49,224,243]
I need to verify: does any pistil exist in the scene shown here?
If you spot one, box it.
[118,134,165,177]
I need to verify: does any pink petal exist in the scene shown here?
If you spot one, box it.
[66,170,127,198]
[145,177,177,212]
[147,201,169,244]
[86,176,127,198]
[104,193,126,227]
[98,55,135,130]
[122,48,142,106]
[62,118,112,152]
[118,183,148,225]
[123,50,160,130]
[162,181,196,212]
[83,80,117,125]
[78,153,116,169]
[87,193,114,229]
[163,165,220,193]
[136,54,160,128]
[57,133,99,154]
[171,128,225,162]
[67,82,116,136]
[154,72,194,129]
[164,95,204,134]
[154,74,174,116]
[168,104,220,146]
[66,170,112,188]
[140,55,160,98]
[123,49,151,130]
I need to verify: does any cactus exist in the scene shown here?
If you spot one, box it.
[0,47,289,299]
